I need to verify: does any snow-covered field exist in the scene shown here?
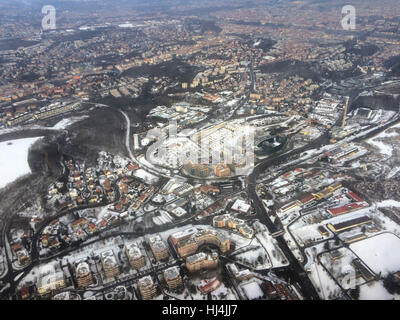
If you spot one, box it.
[0,137,42,189]
[52,115,89,129]
[256,232,289,268]
[359,280,400,300]
[377,199,400,208]
[366,125,399,158]
[240,281,264,300]
[303,241,350,300]
[291,224,327,246]
[132,169,160,184]
[350,233,400,276]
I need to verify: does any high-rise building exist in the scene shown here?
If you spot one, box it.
[75,260,93,288]
[213,214,254,238]
[125,243,146,270]
[149,235,169,262]
[163,266,183,291]
[214,163,231,177]
[138,276,157,300]
[101,250,120,279]
[37,272,66,296]
[212,214,231,228]
[186,252,219,273]
[170,228,230,258]
[184,162,211,177]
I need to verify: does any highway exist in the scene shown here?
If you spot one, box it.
[245,131,332,300]
[2,82,399,300]
[245,101,400,300]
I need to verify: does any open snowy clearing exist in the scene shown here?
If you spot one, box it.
[350,233,400,276]
[359,280,400,300]
[366,125,399,158]
[240,281,264,300]
[377,199,400,208]
[52,115,89,129]
[132,169,160,184]
[0,137,43,189]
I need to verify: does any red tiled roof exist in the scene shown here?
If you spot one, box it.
[328,202,366,215]
[328,205,349,215]
[299,194,316,204]
[347,191,363,203]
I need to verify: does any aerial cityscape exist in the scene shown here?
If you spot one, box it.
[1,0,400,303]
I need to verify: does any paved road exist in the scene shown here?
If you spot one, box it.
[245,134,331,300]
[245,107,400,300]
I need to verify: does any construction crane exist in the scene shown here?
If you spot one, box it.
[342,96,350,129]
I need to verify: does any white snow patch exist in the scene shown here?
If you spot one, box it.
[377,200,400,208]
[366,126,399,158]
[350,233,400,276]
[52,116,89,129]
[359,280,400,300]
[132,169,159,184]
[240,281,263,300]
[0,137,43,189]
